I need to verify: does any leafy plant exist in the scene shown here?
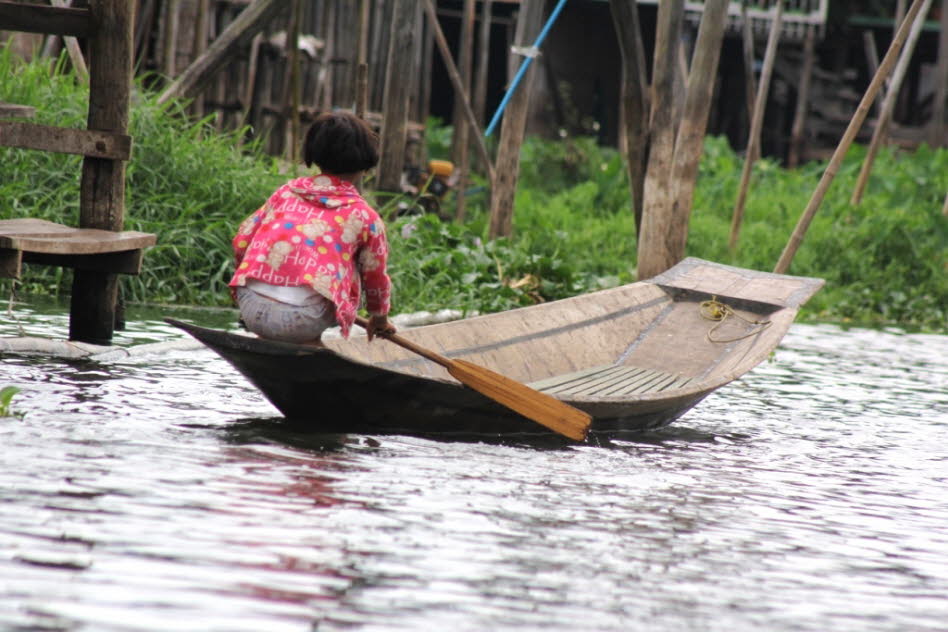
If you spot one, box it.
[0,386,23,419]
[2,44,945,332]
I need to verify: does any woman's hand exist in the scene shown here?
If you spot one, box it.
[366,314,396,341]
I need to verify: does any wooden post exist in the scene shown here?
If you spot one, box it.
[284,0,302,165]
[473,0,493,126]
[741,1,758,159]
[609,0,649,237]
[636,0,683,279]
[943,190,948,216]
[851,0,931,206]
[775,0,929,275]
[788,24,817,168]
[162,0,181,79]
[355,0,370,118]
[452,0,476,222]
[728,0,782,252]
[932,0,948,145]
[421,0,494,184]
[487,0,544,239]
[666,0,729,263]
[189,0,209,116]
[157,0,284,105]
[377,0,417,192]
[70,0,133,344]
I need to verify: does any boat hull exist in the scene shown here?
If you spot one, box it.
[177,322,708,439]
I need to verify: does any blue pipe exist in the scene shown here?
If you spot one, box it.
[484,0,569,137]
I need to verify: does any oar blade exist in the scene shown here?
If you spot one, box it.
[447,359,591,441]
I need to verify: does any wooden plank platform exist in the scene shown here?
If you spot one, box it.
[0,218,156,279]
[529,364,693,398]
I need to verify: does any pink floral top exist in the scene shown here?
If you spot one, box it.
[229,174,392,338]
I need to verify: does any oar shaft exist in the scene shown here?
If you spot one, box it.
[353,316,451,368]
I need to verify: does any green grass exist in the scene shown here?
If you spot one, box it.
[2,45,946,332]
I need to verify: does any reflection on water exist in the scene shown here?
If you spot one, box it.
[1,301,947,631]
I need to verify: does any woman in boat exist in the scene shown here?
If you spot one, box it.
[229,111,396,345]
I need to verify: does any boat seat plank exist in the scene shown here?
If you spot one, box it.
[530,364,692,398]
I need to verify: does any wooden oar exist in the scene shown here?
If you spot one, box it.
[355,316,591,441]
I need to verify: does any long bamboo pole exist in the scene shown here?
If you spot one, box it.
[850,0,932,206]
[728,0,782,252]
[421,0,495,185]
[774,0,929,275]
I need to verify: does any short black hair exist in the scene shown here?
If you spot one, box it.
[302,111,379,174]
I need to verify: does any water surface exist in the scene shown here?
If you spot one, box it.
[2,302,946,631]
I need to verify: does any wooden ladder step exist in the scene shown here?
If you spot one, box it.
[0,218,156,279]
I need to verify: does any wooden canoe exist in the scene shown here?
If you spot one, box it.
[167,258,823,441]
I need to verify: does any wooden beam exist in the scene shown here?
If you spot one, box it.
[0,102,35,119]
[0,121,131,160]
[0,1,91,37]
[157,0,285,105]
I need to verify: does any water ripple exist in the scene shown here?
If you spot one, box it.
[1,314,947,631]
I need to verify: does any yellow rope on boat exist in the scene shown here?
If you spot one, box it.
[699,296,772,343]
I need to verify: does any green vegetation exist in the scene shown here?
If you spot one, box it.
[2,46,945,332]
[0,386,23,418]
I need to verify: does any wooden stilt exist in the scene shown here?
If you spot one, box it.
[487,0,545,239]
[377,0,417,192]
[667,0,730,263]
[775,0,930,275]
[71,0,134,344]
[851,0,931,206]
[729,0,782,252]
[741,1,758,160]
[788,24,817,168]
[636,0,684,279]
[421,0,494,184]
[609,0,649,237]
[473,0,493,127]
[452,0,476,222]
[932,0,948,145]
